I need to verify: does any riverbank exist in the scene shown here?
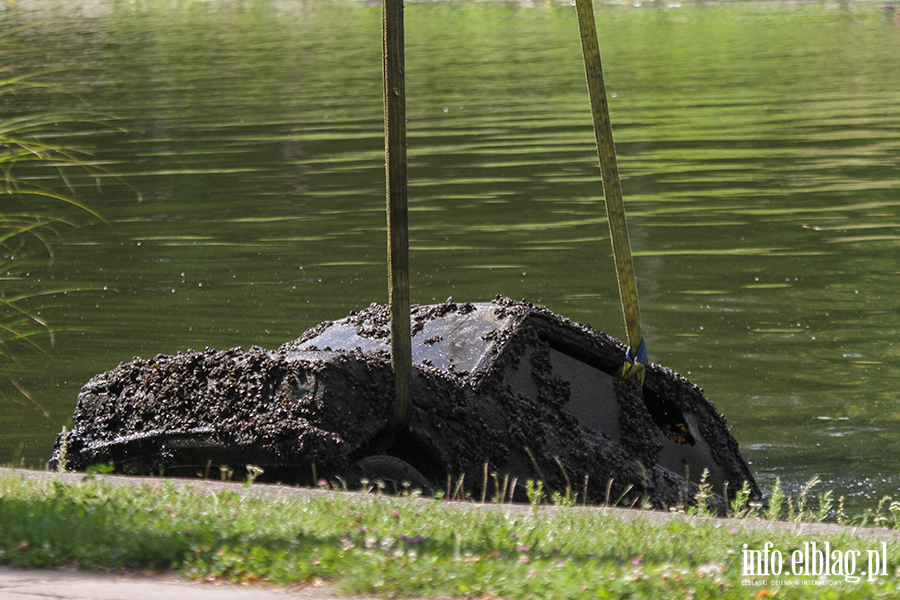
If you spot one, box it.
[2,467,900,598]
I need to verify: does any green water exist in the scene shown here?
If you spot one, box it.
[3,0,900,508]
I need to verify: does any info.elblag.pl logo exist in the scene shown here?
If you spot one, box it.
[742,542,890,583]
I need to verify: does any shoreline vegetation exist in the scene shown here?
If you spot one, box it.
[0,25,111,417]
[2,467,900,598]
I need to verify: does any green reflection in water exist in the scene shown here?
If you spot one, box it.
[3,0,900,508]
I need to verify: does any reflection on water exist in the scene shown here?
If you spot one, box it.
[3,0,900,509]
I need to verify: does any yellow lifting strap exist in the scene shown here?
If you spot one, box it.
[383,0,413,432]
[575,0,646,385]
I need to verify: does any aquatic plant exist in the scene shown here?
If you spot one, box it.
[0,28,105,414]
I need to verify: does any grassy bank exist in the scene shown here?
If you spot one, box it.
[1,469,900,598]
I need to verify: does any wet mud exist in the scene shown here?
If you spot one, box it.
[51,296,759,508]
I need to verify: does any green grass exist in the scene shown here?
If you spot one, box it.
[2,470,900,599]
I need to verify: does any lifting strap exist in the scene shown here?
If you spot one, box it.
[575,0,646,385]
[384,0,413,431]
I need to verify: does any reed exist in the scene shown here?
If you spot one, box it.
[0,31,106,414]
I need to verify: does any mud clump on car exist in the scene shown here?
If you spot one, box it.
[56,347,394,483]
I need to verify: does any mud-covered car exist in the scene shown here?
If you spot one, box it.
[50,296,759,508]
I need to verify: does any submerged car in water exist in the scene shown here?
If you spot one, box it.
[50,296,759,507]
